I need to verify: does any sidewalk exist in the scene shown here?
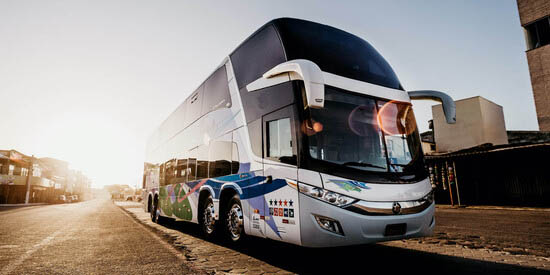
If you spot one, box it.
[0,203,48,207]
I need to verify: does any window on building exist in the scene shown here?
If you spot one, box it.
[8,165,14,176]
[21,168,28,177]
[525,17,550,50]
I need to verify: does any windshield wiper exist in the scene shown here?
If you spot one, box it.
[342,161,386,170]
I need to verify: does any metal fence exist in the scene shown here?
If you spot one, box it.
[426,143,550,207]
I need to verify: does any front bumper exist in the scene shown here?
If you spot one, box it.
[299,193,435,247]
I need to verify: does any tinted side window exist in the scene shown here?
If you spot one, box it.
[176,158,187,183]
[231,141,239,174]
[185,84,204,126]
[240,81,295,124]
[202,66,231,115]
[159,163,166,186]
[196,145,209,180]
[164,159,177,186]
[230,24,286,89]
[248,118,262,158]
[188,148,197,182]
[208,140,232,178]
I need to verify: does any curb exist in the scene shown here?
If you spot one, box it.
[113,201,208,274]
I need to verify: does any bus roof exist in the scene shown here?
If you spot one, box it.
[230,17,403,91]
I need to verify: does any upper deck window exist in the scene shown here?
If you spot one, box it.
[275,18,403,90]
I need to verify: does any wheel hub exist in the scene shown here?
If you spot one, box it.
[228,204,243,239]
[203,202,215,234]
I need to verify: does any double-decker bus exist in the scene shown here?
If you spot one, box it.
[142,18,456,247]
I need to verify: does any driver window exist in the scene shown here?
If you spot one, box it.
[268,118,293,158]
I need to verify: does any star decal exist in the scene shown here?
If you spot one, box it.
[279,199,282,206]
[284,200,288,206]
[269,199,273,205]
[289,200,294,207]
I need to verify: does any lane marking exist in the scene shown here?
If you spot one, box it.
[1,228,65,275]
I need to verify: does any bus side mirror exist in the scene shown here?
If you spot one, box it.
[246,59,325,109]
[408,90,456,124]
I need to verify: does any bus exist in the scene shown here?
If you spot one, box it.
[142,17,456,247]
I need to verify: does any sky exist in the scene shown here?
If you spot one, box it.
[0,0,537,188]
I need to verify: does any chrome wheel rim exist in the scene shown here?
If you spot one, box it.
[228,204,243,240]
[151,203,159,222]
[203,201,215,234]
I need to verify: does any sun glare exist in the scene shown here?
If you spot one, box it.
[34,112,144,189]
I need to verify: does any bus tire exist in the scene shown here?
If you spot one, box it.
[151,198,160,223]
[199,195,216,238]
[224,194,245,243]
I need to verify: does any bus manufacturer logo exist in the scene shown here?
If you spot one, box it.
[392,202,401,214]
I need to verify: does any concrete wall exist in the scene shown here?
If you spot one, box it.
[517,0,550,131]
[526,45,550,131]
[432,96,508,152]
[517,0,550,25]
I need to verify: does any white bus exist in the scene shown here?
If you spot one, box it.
[142,18,456,247]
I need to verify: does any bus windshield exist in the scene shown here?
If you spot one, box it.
[303,86,423,179]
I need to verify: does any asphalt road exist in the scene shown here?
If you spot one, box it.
[434,207,550,257]
[0,198,197,275]
[1,198,549,274]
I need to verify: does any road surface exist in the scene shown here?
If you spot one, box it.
[0,198,198,274]
[1,197,549,274]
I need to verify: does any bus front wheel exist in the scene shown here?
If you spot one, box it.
[224,194,245,243]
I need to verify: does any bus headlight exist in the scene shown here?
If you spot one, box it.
[421,189,435,204]
[298,183,357,207]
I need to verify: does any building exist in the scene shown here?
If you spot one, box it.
[0,150,53,204]
[0,150,91,204]
[517,0,550,131]
[430,96,508,153]
[420,95,550,207]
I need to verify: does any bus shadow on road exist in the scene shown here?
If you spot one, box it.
[157,218,547,275]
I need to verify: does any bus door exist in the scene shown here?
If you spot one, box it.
[261,105,300,245]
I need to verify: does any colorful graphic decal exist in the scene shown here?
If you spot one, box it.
[328,179,371,192]
[159,169,292,238]
[159,182,193,220]
[268,198,296,222]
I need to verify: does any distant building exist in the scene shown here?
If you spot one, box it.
[0,150,53,204]
[507,130,550,144]
[420,122,435,154]
[431,96,508,153]
[0,150,91,204]
[517,0,550,131]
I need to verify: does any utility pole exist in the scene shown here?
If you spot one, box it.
[24,155,34,204]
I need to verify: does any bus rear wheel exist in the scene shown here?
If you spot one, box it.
[151,199,160,223]
[224,194,245,243]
